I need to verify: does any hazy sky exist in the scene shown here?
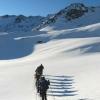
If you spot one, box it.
[0,0,100,16]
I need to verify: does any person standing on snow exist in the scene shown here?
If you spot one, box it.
[38,77,50,100]
[34,64,44,92]
[35,64,44,80]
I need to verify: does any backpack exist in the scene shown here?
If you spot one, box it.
[39,79,50,92]
[46,80,50,89]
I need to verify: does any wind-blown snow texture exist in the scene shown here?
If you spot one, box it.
[0,3,100,100]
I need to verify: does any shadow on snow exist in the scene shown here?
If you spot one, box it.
[0,28,100,60]
[0,31,49,60]
[45,75,77,97]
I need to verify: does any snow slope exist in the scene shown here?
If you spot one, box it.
[0,3,100,100]
[0,24,100,100]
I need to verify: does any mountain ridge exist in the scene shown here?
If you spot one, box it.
[0,15,45,32]
[34,3,100,31]
[0,3,100,33]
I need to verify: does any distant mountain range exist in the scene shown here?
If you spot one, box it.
[0,15,45,32]
[0,3,100,33]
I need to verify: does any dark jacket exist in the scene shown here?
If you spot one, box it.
[38,77,50,94]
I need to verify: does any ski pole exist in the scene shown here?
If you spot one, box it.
[49,87,55,100]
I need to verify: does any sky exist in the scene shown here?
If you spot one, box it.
[0,0,100,16]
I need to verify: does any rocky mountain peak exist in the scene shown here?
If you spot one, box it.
[34,3,94,30]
